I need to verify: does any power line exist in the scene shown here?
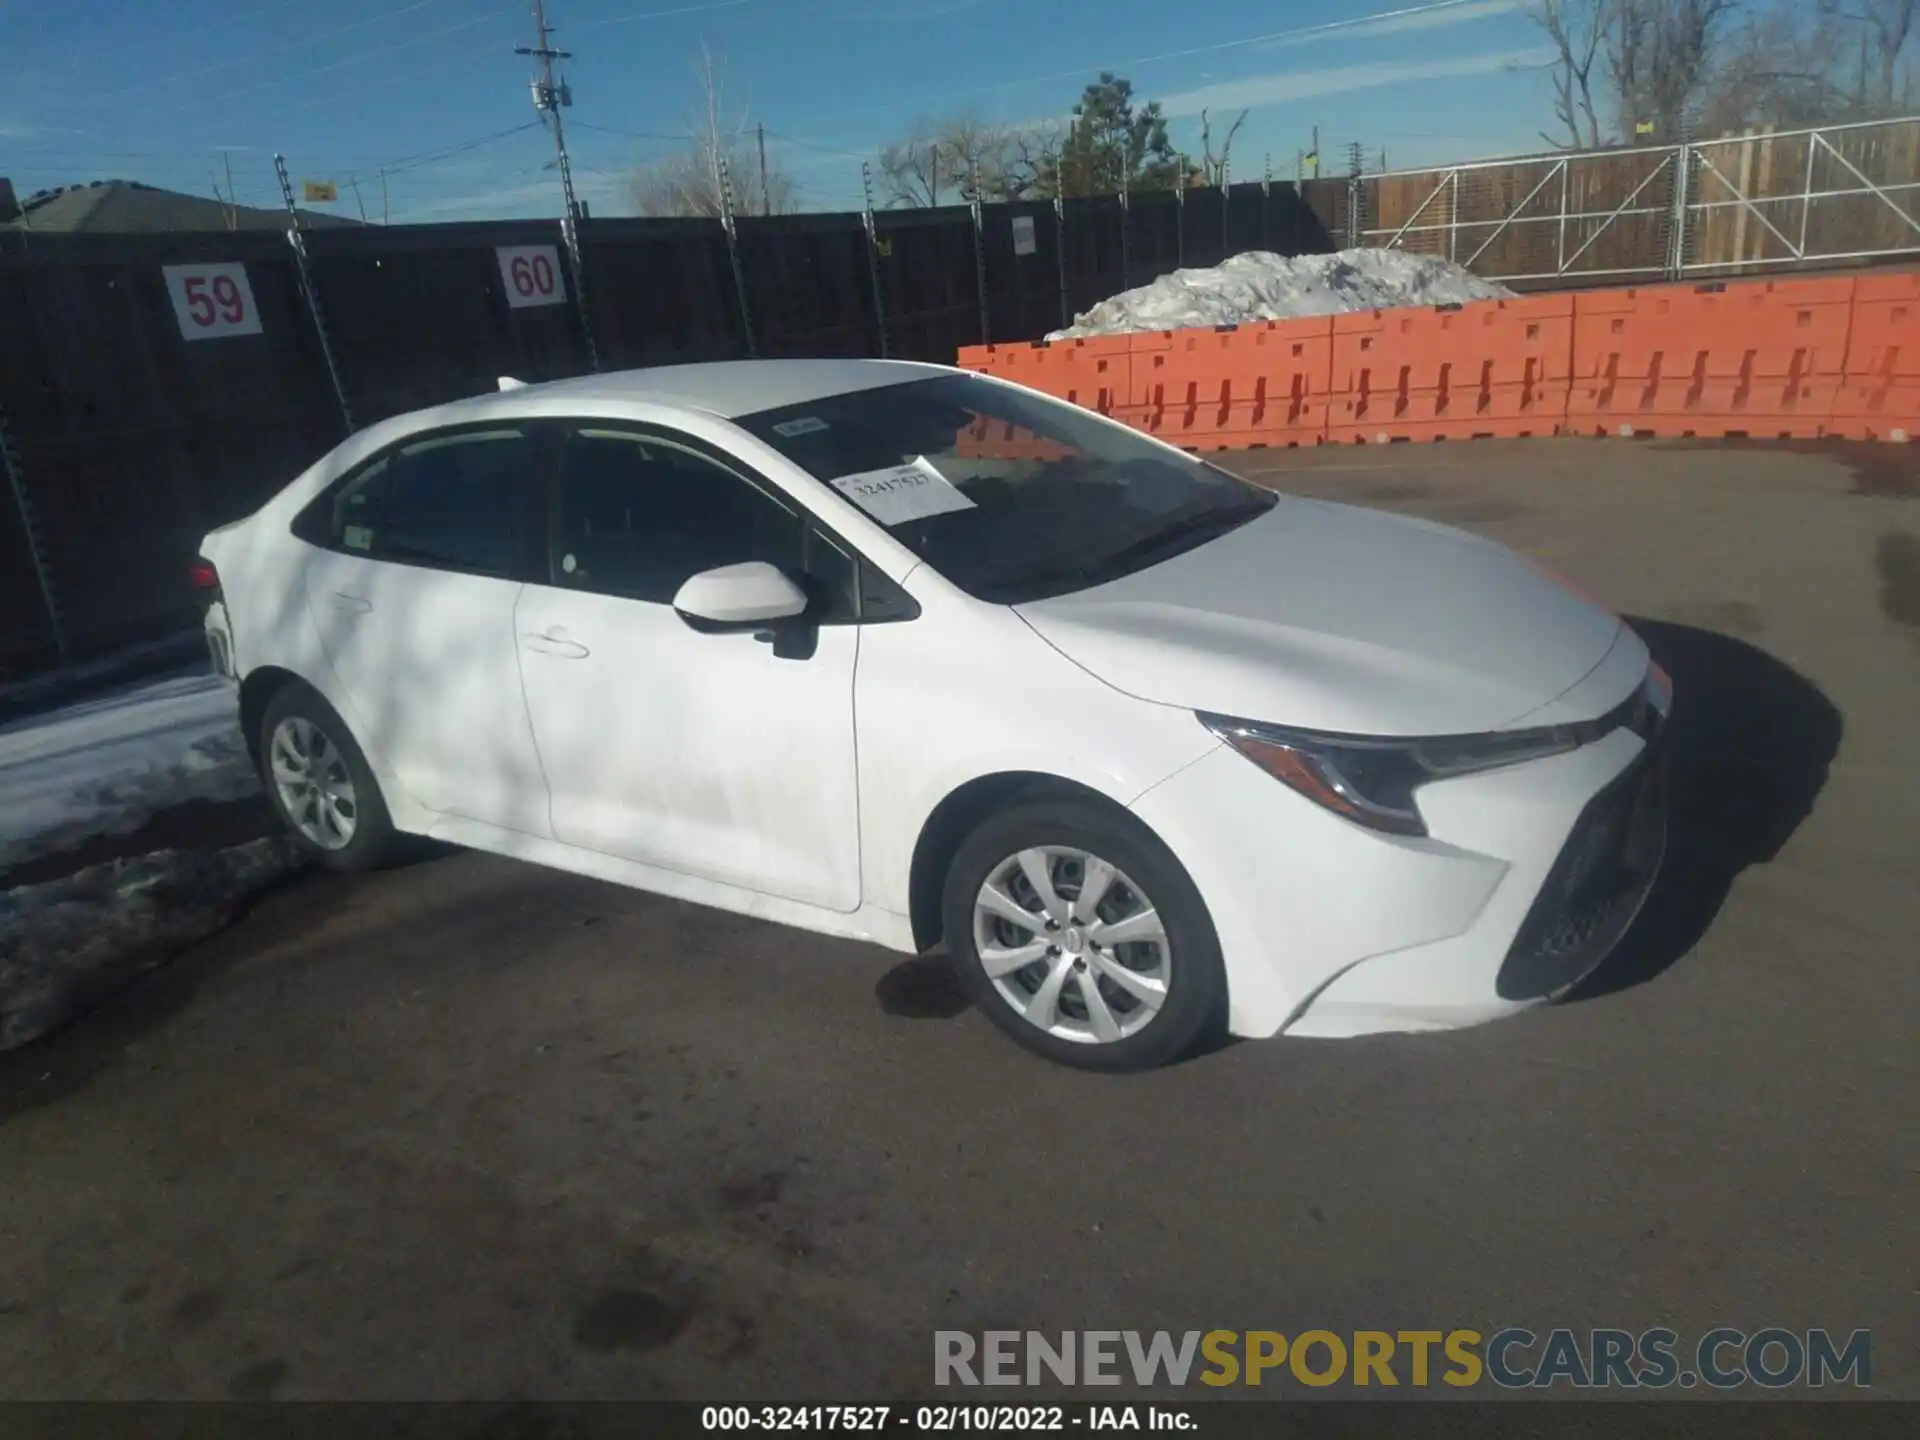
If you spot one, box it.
[572,120,696,143]
[371,121,547,176]
[576,0,758,27]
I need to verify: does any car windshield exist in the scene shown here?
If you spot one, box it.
[735,372,1278,604]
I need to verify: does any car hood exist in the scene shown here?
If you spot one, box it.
[1014,497,1624,737]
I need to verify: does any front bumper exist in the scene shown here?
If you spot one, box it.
[1129,655,1669,1039]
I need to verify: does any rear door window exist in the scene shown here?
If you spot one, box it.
[311,428,538,579]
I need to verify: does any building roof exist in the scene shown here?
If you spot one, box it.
[1,179,361,234]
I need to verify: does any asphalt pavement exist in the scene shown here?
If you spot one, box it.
[0,437,1914,1402]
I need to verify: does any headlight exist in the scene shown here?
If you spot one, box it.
[1198,714,1589,837]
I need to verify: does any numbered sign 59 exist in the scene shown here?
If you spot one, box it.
[496,245,567,309]
[162,263,263,341]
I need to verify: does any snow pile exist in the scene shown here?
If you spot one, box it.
[0,672,258,870]
[1,839,296,1049]
[1047,248,1516,340]
[0,668,285,1050]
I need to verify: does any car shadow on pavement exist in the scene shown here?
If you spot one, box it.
[1570,617,1843,1002]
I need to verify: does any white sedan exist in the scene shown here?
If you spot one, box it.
[196,359,1671,1072]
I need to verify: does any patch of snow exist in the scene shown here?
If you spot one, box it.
[0,671,257,870]
[1046,248,1516,340]
[1,838,297,1049]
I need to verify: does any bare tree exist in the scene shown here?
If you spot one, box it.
[1854,0,1919,108]
[1610,0,1742,139]
[1698,3,1852,131]
[1005,122,1066,199]
[1528,1,1610,147]
[1196,107,1248,185]
[876,114,1065,206]
[630,46,800,218]
[878,115,1005,207]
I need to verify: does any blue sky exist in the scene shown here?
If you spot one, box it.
[0,0,1563,223]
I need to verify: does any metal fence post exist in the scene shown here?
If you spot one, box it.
[1666,140,1695,280]
[0,404,68,666]
[1261,157,1271,252]
[718,157,758,358]
[1054,195,1070,332]
[1175,177,1186,268]
[968,160,990,346]
[274,154,356,434]
[1220,158,1231,259]
[859,162,890,360]
[559,205,602,372]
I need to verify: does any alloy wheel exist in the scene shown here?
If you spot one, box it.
[268,715,358,851]
[971,846,1171,1045]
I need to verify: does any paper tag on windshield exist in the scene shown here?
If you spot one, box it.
[830,456,977,526]
[772,416,829,437]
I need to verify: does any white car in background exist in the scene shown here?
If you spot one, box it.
[195,359,1670,1072]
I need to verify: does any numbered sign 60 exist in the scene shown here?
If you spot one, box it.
[162,263,264,341]
[496,245,567,309]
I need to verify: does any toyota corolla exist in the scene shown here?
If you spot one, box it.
[196,359,1670,1071]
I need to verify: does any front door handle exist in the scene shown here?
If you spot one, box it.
[522,632,590,660]
[330,592,372,614]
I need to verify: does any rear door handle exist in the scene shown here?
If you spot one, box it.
[330,592,372,614]
[522,632,590,660]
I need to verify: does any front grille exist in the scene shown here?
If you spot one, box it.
[1495,743,1668,1001]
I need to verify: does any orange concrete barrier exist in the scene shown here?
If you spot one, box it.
[1128,319,1334,448]
[1328,296,1573,444]
[963,336,1130,415]
[1831,272,1919,443]
[1568,277,1854,439]
[953,268,1917,452]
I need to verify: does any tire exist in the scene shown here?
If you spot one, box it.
[941,799,1226,1073]
[257,681,398,873]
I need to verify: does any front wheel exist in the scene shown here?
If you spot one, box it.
[258,682,398,873]
[941,800,1226,1072]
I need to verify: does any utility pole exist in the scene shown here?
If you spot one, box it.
[222,151,237,229]
[348,175,369,224]
[517,0,600,369]
[379,168,389,224]
[757,122,770,217]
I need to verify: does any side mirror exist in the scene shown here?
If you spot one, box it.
[672,561,810,632]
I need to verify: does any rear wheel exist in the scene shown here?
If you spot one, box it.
[941,800,1225,1072]
[259,682,397,872]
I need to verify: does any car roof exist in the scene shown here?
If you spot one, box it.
[449,358,957,423]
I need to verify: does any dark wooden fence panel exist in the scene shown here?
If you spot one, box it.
[980,200,1065,346]
[0,233,342,667]
[874,207,980,361]
[737,213,879,358]
[1060,195,1128,326]
[583,219,744,368]
[310,221,593,427]
[1127,193,1184,288]
[1185,189,1229,273]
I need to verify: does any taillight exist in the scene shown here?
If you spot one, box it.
[189,558,221,596]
